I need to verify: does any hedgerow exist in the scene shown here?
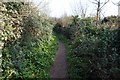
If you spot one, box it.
[1,1,57,79]
[68,27,120,79]
[54,16,120,80]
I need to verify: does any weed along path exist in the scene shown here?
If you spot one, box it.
[50,40,67,79]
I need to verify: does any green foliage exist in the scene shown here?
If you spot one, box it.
[53,16,95,40]
[54,16,120,79]
[68,27,119,79]
[2,34,57,78]
[0,2,23,75]
[1,2,57,79]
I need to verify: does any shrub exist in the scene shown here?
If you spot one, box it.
[1,2,57,79]
[67,26,120,80]
[55,15,120,80]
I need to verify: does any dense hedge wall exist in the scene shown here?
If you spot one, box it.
[68,27,120,80]
[54,16,120,80]
[0,2,57,79]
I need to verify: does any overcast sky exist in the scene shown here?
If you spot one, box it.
[33,0,119,18]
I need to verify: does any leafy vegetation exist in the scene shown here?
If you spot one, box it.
[54,16,120,80]
[1,1,120,80]
[1,2,57,79]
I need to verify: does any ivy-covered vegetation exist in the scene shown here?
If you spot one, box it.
[54,16,120,80]
[0,1,57,79]
[1,1,120,80]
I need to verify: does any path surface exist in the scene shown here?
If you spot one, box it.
[50,40,67,79]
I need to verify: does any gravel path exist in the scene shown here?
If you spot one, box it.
[50,40,67,79]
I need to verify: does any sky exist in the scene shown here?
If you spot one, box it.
[32,0,120,18]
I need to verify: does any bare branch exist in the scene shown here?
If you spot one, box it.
[88,0,98,4]
[89,0,109,21]
[70,0,88,18]
[100,0,109,9]
[111,0,120,6]
[94,0,99,2]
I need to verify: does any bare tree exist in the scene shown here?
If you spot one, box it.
[111,0,120,29]
[80,1,87,18]
[70,0,88,19]
[89,0,109,20]
[111,0,120,16]
[111,1,120,6]
[28,0,50,16]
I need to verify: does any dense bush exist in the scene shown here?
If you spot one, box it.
[1,2,57,79]
[0,2,23,76]
[53,16,97,40]
[68,27,120,79]
[54,16,120,79]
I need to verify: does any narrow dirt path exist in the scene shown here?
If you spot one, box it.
[50,40,67,79]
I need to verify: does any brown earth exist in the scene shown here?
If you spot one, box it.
[50,40,68,79]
